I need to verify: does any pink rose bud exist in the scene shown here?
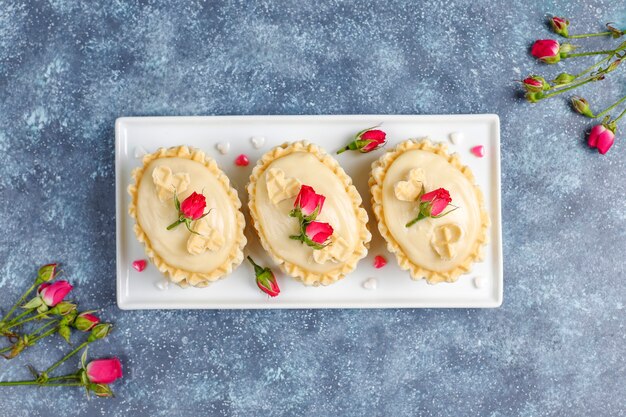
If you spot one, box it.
[74,312,100,332]
[38,280,73,307]
[531,39,561,64]
[180,192,207,220]
[571,96,594,117]
[588,124,616,155]
[247,257,280,297]
[36,263,59,283]
[522,75,548,93]
[305,221,334,245]
[421,188,453,217]
[337,126,387,154]
[86,358,123,384]
[293,185,325,218]
[550,16,569,37]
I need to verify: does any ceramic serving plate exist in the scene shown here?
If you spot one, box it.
[115,115,502,309]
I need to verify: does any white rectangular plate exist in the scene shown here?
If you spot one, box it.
[116,115,502,309]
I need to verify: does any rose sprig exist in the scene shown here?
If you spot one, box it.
[337,126,387,154]
[167,191,210,234]
[247,256,280,297]
[520,16,626,155]
[406,187,457,227]
[0,263,123,397]
[289,185,334,249]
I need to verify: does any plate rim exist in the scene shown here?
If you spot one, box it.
[115,114,503,310]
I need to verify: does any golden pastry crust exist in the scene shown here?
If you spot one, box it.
[247,141,371,286]
[128,146,246,288]
[369,139,489,284]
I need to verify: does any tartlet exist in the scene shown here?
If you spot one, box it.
[369,139,489,283]
[247,141,371,286]
[128,145,246,287]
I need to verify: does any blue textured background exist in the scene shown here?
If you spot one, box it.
[0,1,625,416]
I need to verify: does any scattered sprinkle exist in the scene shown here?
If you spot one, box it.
[216,142,230,155]
[470,145,485,158]
[134,146,147,159]
[373,255,387,269]
[235,154,250,166]
[132,259,147,272]
[250,136,265,149]
[473,275,485,289]
[362,277,378,290]
[449,132,463,145]
[155,279,169,291]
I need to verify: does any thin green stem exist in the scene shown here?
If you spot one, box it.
[574,56,611,78]
[5,310,34,326]
[566,50,618,58]
[614,106,626,123]
[8,311,53,329]
[31,319,59,336]
[44,341,89,375]
[0,380,82,387]
[0,284,37,324]
[29,326,59,344]
[568,31,613,39]
[596,95,626,119]
[48,375,80,382]
[541,79,593,100]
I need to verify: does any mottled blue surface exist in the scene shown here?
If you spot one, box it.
[0,1,625,416]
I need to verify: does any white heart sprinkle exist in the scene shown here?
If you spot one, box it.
[449,132,464,145]
[473,275,485,289]
[134,146,148,159]
[251,136,265,149]
[155,279,170,291]
[362,277,378,290]
[216,142,230,155]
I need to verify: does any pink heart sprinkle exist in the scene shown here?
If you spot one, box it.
[235,154,249,166]
[132,259,147,272]
[470,145,485,158]
[373,255,387,269]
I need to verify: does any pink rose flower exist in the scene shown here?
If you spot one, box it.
[86,358,123,384]
[294,185,325,217]
[38,280,73,307]
[421,188,452,216]
[588,124,615,155]
[531,40,561,64]
[180,192,207,220]
[305,221,334,244]
[74,312,100,332]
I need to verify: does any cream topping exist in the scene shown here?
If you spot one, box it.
[137,157,238,273]
[254,152,359,273]
[187,218,225,255]
[382,149,481,272]
[151,165,190,202]
[266,168,301,205]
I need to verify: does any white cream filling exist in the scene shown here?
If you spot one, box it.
[382,149,481,272]
[254,152,359,273]
[136,157,238,274]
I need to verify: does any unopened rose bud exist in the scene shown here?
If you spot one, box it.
[531,39,561,64]
[50,301,77,316]
[88,323,113,342]
[36,263,59,283]
[61,310,78,325]
[73,312,100,332]
[549,16,569,37]
[553,72,575,85]
[247,257,280,297]
[38,280,73,307]
[525,91,544,103]
[571,96,594,117]
[58,325,71,343]
[86,358,123,384]
[522,75,548,92]
[90,383,114,397]
[558,43,577,54]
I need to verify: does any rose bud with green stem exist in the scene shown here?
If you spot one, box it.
[246,256,280,297]
[337,126,387,154]
[406,188,458,227]
[167,191,210,233]
[522,75,549,92]
[549,16,569,37]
